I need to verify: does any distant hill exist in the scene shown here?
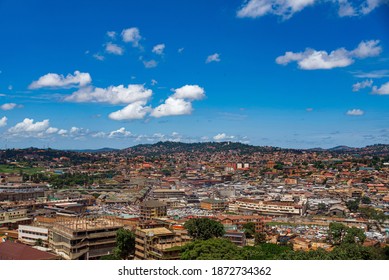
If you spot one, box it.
[328,145,354,152]
[67,147,119,153]
[123,141,288,156]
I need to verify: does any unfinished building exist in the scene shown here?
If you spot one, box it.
[50,216,122,260]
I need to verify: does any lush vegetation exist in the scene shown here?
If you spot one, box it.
[184,218,225,240]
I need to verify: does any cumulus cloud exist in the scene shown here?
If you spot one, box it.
[121,27,142,47]
[6,118,59,138]
[8,118,49,133]
[206,53,221,63]
[105,42,124,55]
[108,127,132,138]
[352,79,373,92]
[172,85,205,100]
[46,127,59,134]
[346,109,364,116]
[151,97,193,118]
[213,133,235,141]
[151,85,205,118]
[237,0,316,19]
[65,84,152,105]
[29,71,92,89]
[1,103,18,110]
[351,40,382,58]
[0,116,7,127]
[109,101,152,120]
[276,40,382,70]
[152,44,165,55]
[372,81,389,95]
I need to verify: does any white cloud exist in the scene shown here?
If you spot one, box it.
[351,40,382,58]
[151,97,193,118]
[0,116,7,127]
[276,40,382,70]
[109,101,152,120]
[105,42,124,55]
[107,31,116,39]
[46,127,59,134]
[121,27,142,47]
[108,127,132,138]
[142,59,158,68]
[237,0,316,20]
[172,85,205,100]
[352,79,373,92]
[151,85,205,118]
[8,118,50,135]
[206,53,221,63]
[306,108,313,112]
[58,129,67,135]
[237,0,387,19]
[29,71,92,89]
[152,44,165,55]
[213,133,235,141]
[372,81,389,95]
[93,53,105,61]
[351,70,389,78]
[346,109,365,116]
[8,85,12,91]
[1,103,17,110]
[65,84,152,105]
[178,48,184,53]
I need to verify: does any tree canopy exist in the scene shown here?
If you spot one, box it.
[180,238,245,260]
[184,218,225,240]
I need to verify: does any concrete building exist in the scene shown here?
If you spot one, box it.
[50,216,122,260]
[134,227,191,260]
[200,199,228,211]
[233,198,307,216]
[18,225,49,246]
[139,200,167,221]
[0,209,31,229]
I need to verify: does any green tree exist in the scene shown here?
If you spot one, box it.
[34,238,43,247]
[242,222,255,238]
[184,218,225,240]
[343,227,366,245]
[361,196,371,204]
[346,199,360,212]
[180,238,244,260]
[318,203,327,212]
[254,232,267,245]
[327,222,348,245]
[114,228,135,260]
[244,243,292,260]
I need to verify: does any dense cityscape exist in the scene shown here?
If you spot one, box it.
[0,141,388,260]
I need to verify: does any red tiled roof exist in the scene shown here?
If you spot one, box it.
[0,241,58,260]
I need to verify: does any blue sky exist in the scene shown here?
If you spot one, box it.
[0,0,389,149]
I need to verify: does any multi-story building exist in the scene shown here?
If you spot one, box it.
[18,225,49,246]
[152,189,186,199]
[139,200,167,221]
[233,198,307,216]
[134,227,191,260]
[200,199,228,211]
[50,216,122,260]
[0,209,31,229]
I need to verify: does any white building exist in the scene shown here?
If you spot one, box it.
[18,225,49,246]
